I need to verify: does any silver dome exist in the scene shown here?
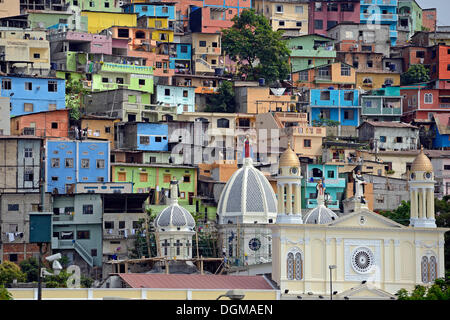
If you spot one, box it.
[303,205,339,224]
[155,204,195,230]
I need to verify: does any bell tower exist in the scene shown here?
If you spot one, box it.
[276,142,303,224]
[409,148,436,228]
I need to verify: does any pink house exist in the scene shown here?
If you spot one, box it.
[401,86,450,122]
[308,0,360,36]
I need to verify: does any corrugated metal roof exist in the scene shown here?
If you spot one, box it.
[118,274,274,290]
[360,121,418,129]
[433,113,450,135]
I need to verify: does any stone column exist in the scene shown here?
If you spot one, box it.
[336,238,343,281]
[394,240,401,282]
[422,188,427,220]
[410,189,417,219]
[427,188,434,220]
[418,189,423,219]
[278,184,284,214]
[293,183,300,215]
[286,184,293,215]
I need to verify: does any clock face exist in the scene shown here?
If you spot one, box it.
[410,173,415,180]
[424,172,432,179]
[291,167,298,175]
[248,238,261,251]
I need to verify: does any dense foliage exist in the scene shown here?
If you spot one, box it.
[401,64,430,85]
[222,9,291,84]
[397,276,450,300]
[0,286,12,300]
[19,258,39,283]
[205,81,236,113]
[0,261,26,286]
[65,80,88,120]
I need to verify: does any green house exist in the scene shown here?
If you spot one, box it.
[287,34,336,73]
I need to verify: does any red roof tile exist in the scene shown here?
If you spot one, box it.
[118,274,274,290]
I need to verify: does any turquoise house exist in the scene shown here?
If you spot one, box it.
[302,164,346,209]
[361,86,403,122]
[155,85,195,114]
[51,194,103,268]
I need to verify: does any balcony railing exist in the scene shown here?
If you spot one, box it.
[439,104,450,108]
[103,229,138,239]
[53,215,74,222]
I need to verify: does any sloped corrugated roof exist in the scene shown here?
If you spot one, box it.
[434,113,450,135]
[359,121,418,129]
[118,274,274,290]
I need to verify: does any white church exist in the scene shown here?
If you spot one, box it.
[214,142,448,299]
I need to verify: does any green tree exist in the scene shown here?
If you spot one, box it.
[312,119,341,127]
[397,277,450,300]
[0,285,12,300]
[401,64,430,85]
[65,80,88,120]
[222,9,291,83]
[81,275,94,288]
[44,270,70,288]
[19,258,39,283]
[379,200,411,226]
[205,81,236,113]
[0,261,26,286]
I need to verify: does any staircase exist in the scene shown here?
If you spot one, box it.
[73,241,94,267]
[195,58,212,71]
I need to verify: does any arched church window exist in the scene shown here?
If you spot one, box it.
[421,256,429,283]
[429,256,437,282]
[294,252,303,280]
[287,252,294,280]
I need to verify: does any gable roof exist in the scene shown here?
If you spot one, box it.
[336,283,396,300]
[328,209,406,229]
[358,121,418,129]
[118,274,275,290]
[433,112,450,135]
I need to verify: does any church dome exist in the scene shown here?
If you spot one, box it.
[303,205,339,224]
[217,157,277,223]
[411,148,433,172]
[279,143,300,167]
[154,181,195,232]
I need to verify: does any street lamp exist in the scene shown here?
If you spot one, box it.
[216,289,245,300]
[329,265,337,301]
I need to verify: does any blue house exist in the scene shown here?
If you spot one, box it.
[116,122,169,152]
[432,113,450,149]
[155,85,195,114]
[46,140,110,194]
[360,0,398,46]
[169,43,192,74]
[302,164,346,209]
[122,3,176,19]
[0,76,66,117]
[310,89,361,136]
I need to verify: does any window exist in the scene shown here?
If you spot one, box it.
[211,59,217,65]
[51,176,58,181]
[116,77,123,84]
[363,78,373,85]
[319,109,330,119]
[180,45,188,53]
[304,139,311,148]
[344,110,354,120]
[279,21,285,26]
[295,6,303,14]
[341,3,354,12]
[327,21,337,29]
[275,5,283,13]
[118,28,129,38]
[83,204,93,215]
[296,21,302,27]
[165,88,170,96]
[33,53,40,59]
[139,79,145,86]
[162,6,168,13]
[384,78,394,85]
[344,91,354,101]
[9,254,18,262]
[367,60,373,68]
[315,2,322,11]
[314,20,323,30]
[2,78,11,90]
[217,118,230,128]
[395,137,403,143]
[287,252,303,280]
[199,41,206,47]
[140,173,148,182]
[48,81,57,92]
[163,174,171,183]
[51,122,58,129]
[91,249,97,257]
[327,3,338,11]
[118,221,125,229]
[24,103,33,112]
[81,159,89,168]
[183,90,188,97]
[155,136,162,143]
[341,64,351,76]
[105,221,114,229]
[320,91,330,100]
[380,136,386,143]
[444,165,450,171]
[77,231,90,239]
[8,204,19,211]
[51,158,60,168]
[65,158,73,168]
[140,136,150,145]
[102,77,109,83]
[327,170,335,179]
[424,93,433,104]
[105,127,111,133]
[24,148,33,158]
[416,51,425,58]
[421,256,437,283]
[25,82,32,90]
[118,172,126,181]
[183,175,191,183]
[96,159,105,169]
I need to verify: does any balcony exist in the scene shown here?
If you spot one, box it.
[361,13,397,22]
[103,229,138,240]
[100,62,153,75]
[439,104,450,108]
[53,214,74,223]
[193,47,221,55]
[361,0,398,6]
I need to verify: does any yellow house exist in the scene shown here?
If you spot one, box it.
[254,0,309,34]
[357,72,401,91]
[82,11,137,34]
[234,86,295,114]
[191,33,224,74]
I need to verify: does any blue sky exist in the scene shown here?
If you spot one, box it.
[416,0,450,26]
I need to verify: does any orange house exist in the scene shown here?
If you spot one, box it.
[293,62,356,89]
[10,109,69,139]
